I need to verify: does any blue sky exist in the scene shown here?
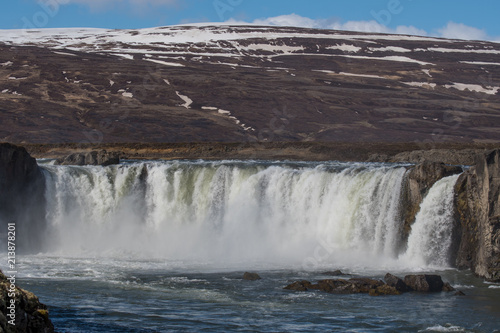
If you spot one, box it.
[2,0,500,41]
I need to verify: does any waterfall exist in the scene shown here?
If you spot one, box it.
[38,160,460,270]
[400,174,461,268]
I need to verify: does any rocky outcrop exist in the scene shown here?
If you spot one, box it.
[384,273,410,292]
[284,274,457,296]
[242,272,261,281]
[55,150,119,166]
[403,275,444,292]
[401,161,463,239]
[0,143,46,252]
[0,270,55,333]
[454,149,500,281]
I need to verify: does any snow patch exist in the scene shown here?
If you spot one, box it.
[53,51,77,57]
[369,46,412,53]
[444,82,499,95]
[202,106,218,110]
[460,61,500,66]
[163,79,171,85]
[113,53,135,60]
[339,72,386,79]
[145,59,185,67]
[109,80,115,87]
[0,61,13,66]
[326,44,361,53]
[403,82,436,89]
[122,92,133,98]
[175,91,193,108]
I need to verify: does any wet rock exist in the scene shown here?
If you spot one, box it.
[321,270,346,276]
[369,284,402,296]
[283,280,312,291]
[55,150,119,166]
[454,149,500,282]
[454,290,466,296]
[242,272,261,281]
[384,273,410,292]
[442,282,456,292]
[0,270,55,333]
[403,275,444,292]
[402,161,463,239]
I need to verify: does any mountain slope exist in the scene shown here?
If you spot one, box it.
[1,25,499,144]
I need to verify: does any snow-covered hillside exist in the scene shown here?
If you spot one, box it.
[0,25,499,143]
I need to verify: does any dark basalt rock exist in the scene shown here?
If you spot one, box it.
[283,280,312,291]
[0,143,46,252]
[384,273,410,292]
[321,270,346,276]
[403,275,444,292]
[454,149,500,282]
[242,272,261,281]
[285,273,457,296]
[55,150,120,166]
[0,270,55,333]
[369,285,401,296]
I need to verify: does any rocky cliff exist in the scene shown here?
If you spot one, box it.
[0,143,46,252]
[454,149,500,281]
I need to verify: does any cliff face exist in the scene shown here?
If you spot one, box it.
[0,142,46,252]
[454,149,500,281]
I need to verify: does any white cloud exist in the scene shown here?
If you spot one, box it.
[437,22,488,41]
[229,14,497,42]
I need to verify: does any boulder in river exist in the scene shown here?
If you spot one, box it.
[242,272,262,281]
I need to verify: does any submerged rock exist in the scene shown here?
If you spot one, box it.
[242,272,261,281]
[321,270,346,276]
[55,150,119,166]
[0,270,55,333]
[283,280,312,291]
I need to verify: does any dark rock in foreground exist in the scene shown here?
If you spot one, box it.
[55,150,120,166]
[243,272,262,281]
[0,270,55,333]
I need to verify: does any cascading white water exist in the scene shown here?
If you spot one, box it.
[39,160,460,270]
[400,174,461,268]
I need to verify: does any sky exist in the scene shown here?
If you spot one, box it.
[1,0,500,41]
